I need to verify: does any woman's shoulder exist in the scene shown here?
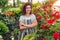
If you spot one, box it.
[31,14,36,17]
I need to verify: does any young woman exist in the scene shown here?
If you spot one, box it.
[19,2,38,40]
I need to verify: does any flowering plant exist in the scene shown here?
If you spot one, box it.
[33,0,60,40]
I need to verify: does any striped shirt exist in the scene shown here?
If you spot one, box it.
[19,14,36,40]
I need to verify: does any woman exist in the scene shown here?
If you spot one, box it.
[19,2,37,40]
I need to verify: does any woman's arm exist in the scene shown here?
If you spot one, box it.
[19,21,27,30]
[25,18,38,28]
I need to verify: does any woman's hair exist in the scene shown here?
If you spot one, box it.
[22,2,32,15]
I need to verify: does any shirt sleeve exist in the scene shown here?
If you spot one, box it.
[32,14,36,19]
[31,14,36,22]
[19,16,24,22]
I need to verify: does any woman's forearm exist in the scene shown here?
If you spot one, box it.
[20,26,27,30]
[26,23,38,28]
[30,23,37,27]
[20,23,37,29]
[19,22,38,29]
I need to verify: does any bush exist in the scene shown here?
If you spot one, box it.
[33,0,60,40]
[7,8,22,15]
[0,21,9,35]
[23,33,36,40]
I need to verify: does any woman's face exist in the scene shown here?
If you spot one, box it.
[26,5,32,14]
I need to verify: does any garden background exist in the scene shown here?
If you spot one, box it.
[0,0,60,40]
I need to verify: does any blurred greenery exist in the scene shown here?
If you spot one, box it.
[0,21,9,35]
[23,33,36,40]
[0,0,8,8]
[0,0,8,12]
[7,7,22,15]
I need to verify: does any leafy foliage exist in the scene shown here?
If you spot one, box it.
[0,21,9,35]
[0,0,8,8]
[23,33,36,40]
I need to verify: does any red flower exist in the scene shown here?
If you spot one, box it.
[49,2,53,7]
[53,32,59,40]
[42,5,47,9]
[47,18,56,24]
[37,16,42,19]
[42,24,49,29]
[52,11,60,18]
[52,12,56,17]
[59,34,60,38]
[56,13,60,18]
[46,26,50,29]
[41,38,47,40]
[47,19,53,24]
[42,24,46,29]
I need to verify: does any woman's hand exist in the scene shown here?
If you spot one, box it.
[19,21,27,30]
[25,24,36,28]
[25,25,30,27]
[25,18,38,28]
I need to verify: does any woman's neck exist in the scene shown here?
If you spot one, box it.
[25,13,30,17]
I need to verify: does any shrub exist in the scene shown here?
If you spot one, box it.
[0,21,9,35]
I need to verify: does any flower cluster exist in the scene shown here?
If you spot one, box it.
[53,32,60,40]
[42,24,50,29]
[33,0,60,40]
[5,11,15,16]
